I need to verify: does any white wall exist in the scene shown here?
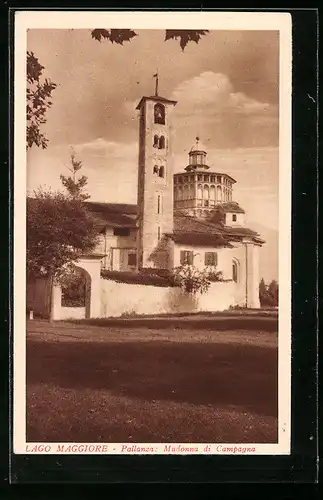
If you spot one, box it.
[100,279,236,317]
[174,244,234,280]
[60,306,85,320]
[225,212,245,226]
[98,228,137,271]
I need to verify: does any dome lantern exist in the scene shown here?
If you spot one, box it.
[185,136,209,171]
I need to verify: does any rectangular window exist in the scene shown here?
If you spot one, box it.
[157,226,161,241]
[157,194,163,214]
[205,252,218,266]
[113,227,130,237]
[128,253,137,266]
[180,250,194,265]
[232,214,237,222]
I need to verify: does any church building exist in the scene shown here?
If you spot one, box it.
[86,87,265,309]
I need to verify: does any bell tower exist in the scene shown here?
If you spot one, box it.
[136,82,177,270]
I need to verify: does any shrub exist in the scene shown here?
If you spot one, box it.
[173,265,222,295]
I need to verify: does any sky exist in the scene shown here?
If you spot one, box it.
[27,28,280,281]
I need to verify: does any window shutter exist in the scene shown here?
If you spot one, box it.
[180,250,193,265]
[205,252,218,266]
[187,251,193,265]
[128,253,137,266]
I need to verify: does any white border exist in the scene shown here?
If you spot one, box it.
[13,11,292,455]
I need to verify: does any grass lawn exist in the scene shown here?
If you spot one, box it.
[26,319,278,444]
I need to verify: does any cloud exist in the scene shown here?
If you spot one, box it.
[124,72,278,150]
[171,71,277,118]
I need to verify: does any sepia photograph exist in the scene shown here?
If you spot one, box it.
[14,11,292,455]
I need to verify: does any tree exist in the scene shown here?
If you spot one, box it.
[60,152,90,201]
[209,206,226,227]
[259,278,266,298]
[26,51,57,149]
[268,279,279,306]
[91,29,209,51]
[259,278,278,307]
[27,189,99,281]
[27,188,100,320]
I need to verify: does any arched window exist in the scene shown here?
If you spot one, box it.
[154,103,165,125]
[203,184,209,206]
[210,185,216,201]
[232,260,239,283]
[153,165,159,175]
[158,165,165,178]
[153,134,159,148]
[197,184,203,200]
[216,185,222,201]
[183,184,189,199]
[178,186,183,200]
[158,136,165,149]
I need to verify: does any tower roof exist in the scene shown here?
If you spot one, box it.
[136,95,177,110]
[189,136,207,154]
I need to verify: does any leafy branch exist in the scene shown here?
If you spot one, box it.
[91,29,209,50]
[26,51,57,149]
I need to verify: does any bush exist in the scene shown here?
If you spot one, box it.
[173,265,222,295]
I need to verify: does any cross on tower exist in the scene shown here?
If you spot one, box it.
[153,71,159,96]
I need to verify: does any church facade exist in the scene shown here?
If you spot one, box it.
[87,91,264,309]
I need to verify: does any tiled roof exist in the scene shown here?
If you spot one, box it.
[85,202,137,216]
[85,202,138,230]
[27,198,263,243]
[172,215,264,245]
[27,198,138,231]
[171,232,234,247]
[174,215,224,235]
[172,216,232,247]
[219,202,245,214]
[224,226,265,243]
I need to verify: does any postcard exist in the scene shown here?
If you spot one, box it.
[14,10,292,456]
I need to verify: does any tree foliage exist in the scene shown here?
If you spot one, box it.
[61,266,87,307]
[26,51,57,149]
[60,153,90,201]
[91,28,209,50]
[91,29,137,44]
[27,189,99,281]
[174,264,222,295]
[209,206,226,227]
[165,30,209,51]
[259,278,279,307]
